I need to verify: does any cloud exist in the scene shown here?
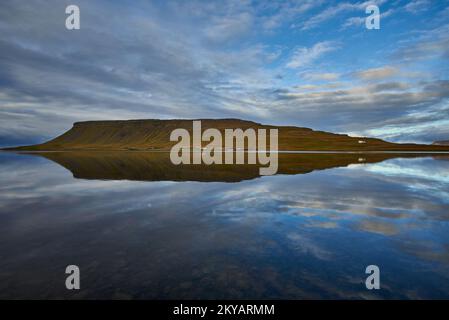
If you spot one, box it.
[342,8,394,29]
[361,104,449,143]
[277,81,449,109]
[260,0,322,31]
[392,26,449,63]
[341,16,365,28]
[404,0,430,13]
[300,2,355,30]
[354,66,399,80]
[292,82,346,92]
[303,73,340,81]
[271,79,449,142]
[205,12,253,43]
[286,41,339,69]
[300,0,387,30]
[0,1,282,145]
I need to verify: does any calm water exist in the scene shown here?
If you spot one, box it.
[1,151,449,299]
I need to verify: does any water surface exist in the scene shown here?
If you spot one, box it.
[1,151,449,299]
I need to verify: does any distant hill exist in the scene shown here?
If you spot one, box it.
[5,118,449,151]
[433,140,449,146]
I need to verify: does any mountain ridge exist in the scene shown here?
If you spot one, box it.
[5,118,449,151]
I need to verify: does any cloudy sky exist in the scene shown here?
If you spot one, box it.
[0,0,448,147]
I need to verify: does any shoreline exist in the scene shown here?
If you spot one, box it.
[3,150,449,154]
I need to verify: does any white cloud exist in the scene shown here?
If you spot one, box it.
[286,41,339,69]
[404,0,430,14]
[260,0,321,31]
[303,73,340,81]
[300,0,387,30]
[354,66,399,80]
[341,16,365,28]
[342,8,394,29]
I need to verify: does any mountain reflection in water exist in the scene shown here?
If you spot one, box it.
[22,151,439,182]
[0,151,449,299]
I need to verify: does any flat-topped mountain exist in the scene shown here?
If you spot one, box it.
[6,118,449,151]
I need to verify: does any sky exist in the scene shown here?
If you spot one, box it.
[0,0,448,147]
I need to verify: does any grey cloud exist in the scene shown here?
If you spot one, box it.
[268,79,449,142]
[0,0,282,145]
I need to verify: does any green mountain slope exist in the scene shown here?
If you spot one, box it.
[7,118,449,151]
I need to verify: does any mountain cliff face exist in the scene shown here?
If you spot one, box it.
[7,118,449,151]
